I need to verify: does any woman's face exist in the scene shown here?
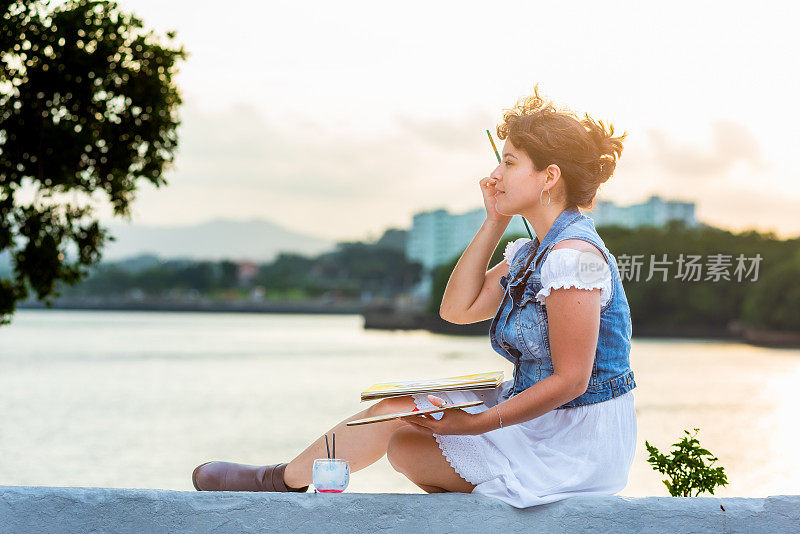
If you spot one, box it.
[489,139,544,216]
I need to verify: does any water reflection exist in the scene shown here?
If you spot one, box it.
[0,310,798,496]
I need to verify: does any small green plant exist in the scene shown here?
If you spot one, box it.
[645,428,729,497]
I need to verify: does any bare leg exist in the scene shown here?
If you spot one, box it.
[282,395,417,488]
[387,426,476,494]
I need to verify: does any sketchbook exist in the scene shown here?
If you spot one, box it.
[345,400,484,426]
[359,371,504,402]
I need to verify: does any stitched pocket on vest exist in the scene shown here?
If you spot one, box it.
[516,286,547,361]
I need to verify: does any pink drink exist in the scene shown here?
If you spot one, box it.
[312,458,350,493]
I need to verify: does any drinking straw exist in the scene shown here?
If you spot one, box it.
[325,434,331,459]
[486,129,534,240]
[332,433,336,459]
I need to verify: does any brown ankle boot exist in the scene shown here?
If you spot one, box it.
[192,461,309,492]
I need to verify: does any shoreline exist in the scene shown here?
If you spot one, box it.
[17,297,364,315]
[15,298,800,348]
[361,304,800,348]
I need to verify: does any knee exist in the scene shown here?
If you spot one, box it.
[366,395,416,419]
[386,426,422,474]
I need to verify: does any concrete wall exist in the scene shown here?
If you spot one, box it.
[1,486,798,533]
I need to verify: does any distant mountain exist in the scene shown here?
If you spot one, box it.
[94,218,336,262]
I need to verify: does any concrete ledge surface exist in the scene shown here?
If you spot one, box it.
[1,486,799,533]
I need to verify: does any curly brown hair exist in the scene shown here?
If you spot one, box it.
[496,84,626,209]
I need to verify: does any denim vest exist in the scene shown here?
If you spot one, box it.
[489,206,636,408]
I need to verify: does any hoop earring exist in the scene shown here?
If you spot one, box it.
[539,188,551,207]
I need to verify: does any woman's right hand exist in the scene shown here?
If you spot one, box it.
[479,176,513,224]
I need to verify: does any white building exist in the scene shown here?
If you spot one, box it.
[407,208,533,272]
[587,195,697,229]
[406,196,697,302]
[406,207,533,300]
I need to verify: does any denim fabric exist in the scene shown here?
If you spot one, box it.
[489,206,636,408]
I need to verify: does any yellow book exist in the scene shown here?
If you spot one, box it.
[360,371,504,401]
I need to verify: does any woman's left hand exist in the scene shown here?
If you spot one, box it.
[404,395,487,435]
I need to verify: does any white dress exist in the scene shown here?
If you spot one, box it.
[412,237,637,508]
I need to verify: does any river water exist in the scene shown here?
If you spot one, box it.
[1,309,798,496]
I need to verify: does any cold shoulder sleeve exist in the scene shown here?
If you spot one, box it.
[535,248,612,307]
[503,237,533,266]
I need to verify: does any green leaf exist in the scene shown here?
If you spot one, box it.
[645,428,728,498]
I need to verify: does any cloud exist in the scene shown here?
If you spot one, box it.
[695,182,800,238]
[599,119,800,238]
[96,105,800,241]
[645,120,762,178]
[170,104,419,198]
[95,102,495,240]
[394,109,496,153]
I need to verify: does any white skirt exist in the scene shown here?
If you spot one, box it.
[412,380,637,508]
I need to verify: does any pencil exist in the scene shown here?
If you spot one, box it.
[486,129,501,164]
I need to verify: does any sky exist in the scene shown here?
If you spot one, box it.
[78,0,800,240]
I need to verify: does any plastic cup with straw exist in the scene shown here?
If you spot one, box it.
[313,432,349,493]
